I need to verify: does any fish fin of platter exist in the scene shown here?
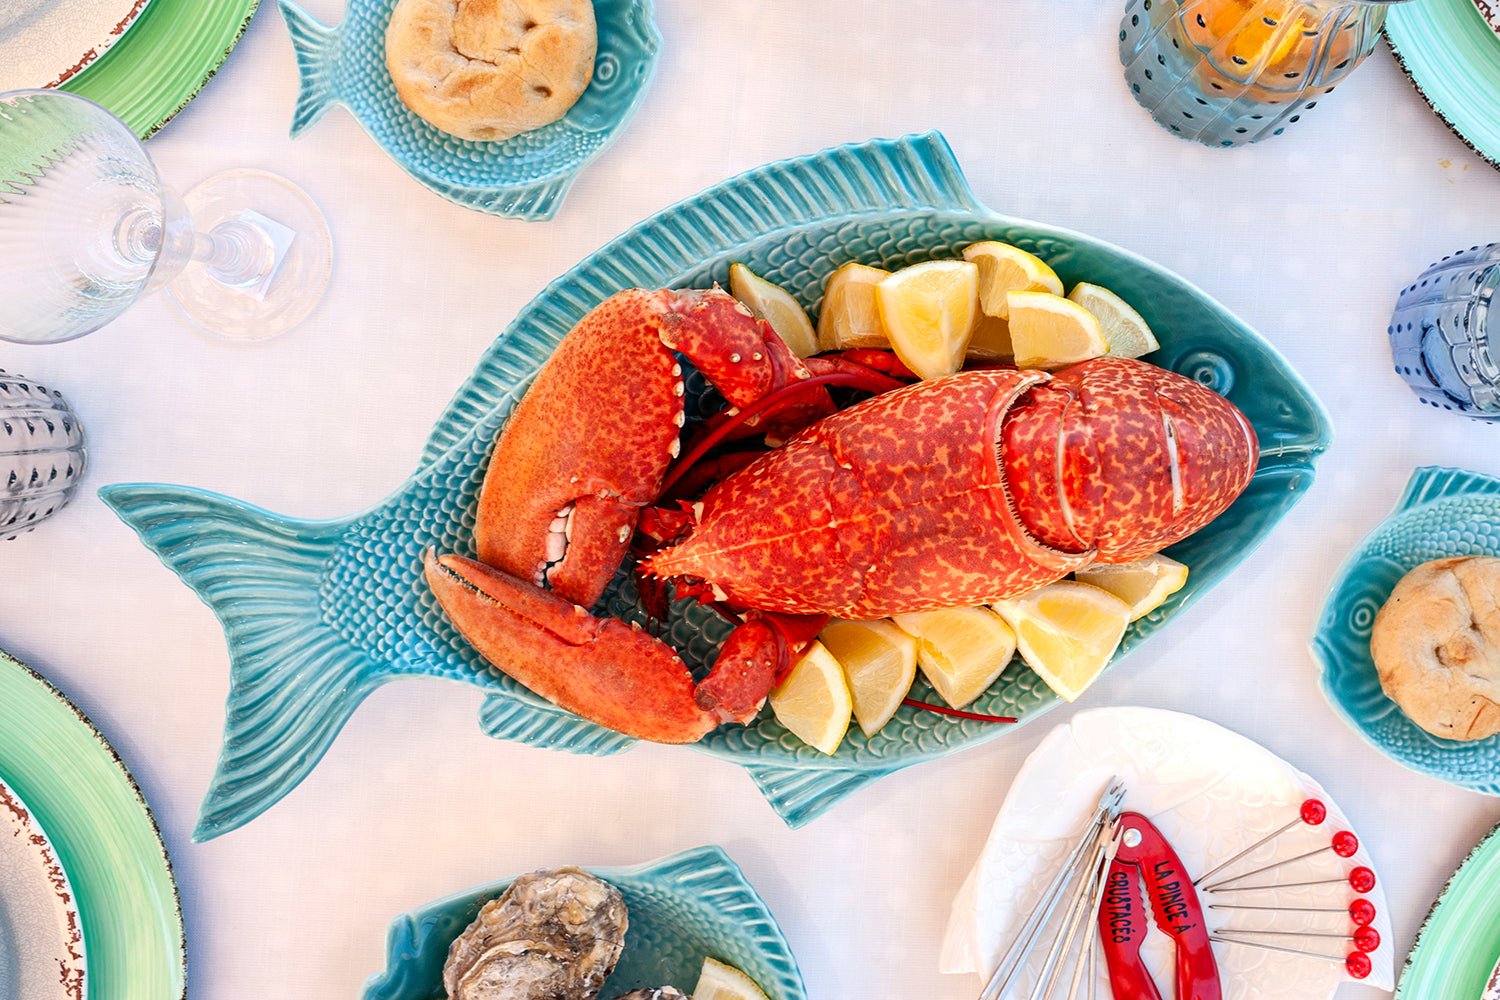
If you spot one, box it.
[98,483,405,843]
[278,0,344,137]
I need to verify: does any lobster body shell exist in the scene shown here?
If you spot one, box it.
[644,357,1257,618]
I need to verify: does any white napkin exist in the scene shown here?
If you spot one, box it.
[941,707,1394,997]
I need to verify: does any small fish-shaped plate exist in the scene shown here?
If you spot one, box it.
[102,132,1331,841]
[361,845,806,1000]
[277,0,660,219]
[1313,466,1500,793]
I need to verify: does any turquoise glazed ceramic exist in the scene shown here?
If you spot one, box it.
[1397,821,1500,998]
[101,132,1331,841]
[362,846,805,1000]
[277,0,660,219]
[0,648,185,999]
[1314,466,1500,792]
[1387,0,1500,170]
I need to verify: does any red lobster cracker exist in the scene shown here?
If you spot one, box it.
[1101,813,1223,1000]
[425,287,1259,744]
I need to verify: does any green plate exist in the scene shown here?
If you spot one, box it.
[1386,0,1500,169]
[58,0,259,138]
[0,649,185,999]
[1397,820,1500,998]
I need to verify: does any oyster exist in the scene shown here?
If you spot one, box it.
[611,991,691,1000]
[443,868,629,1000]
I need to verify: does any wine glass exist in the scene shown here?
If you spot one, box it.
[0,89,333,344]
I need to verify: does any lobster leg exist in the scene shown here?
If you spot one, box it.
[426,552,785,743]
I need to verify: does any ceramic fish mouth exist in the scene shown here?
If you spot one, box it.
[99,132,1330,842]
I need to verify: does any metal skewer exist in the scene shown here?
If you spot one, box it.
[980,779,1124,1000]
[1211,934,1373,979]
[1209,898,1377,925]
[1202,831,1360,891]
[1195,798,1327,886]
[1214,925,1380,952]
[1205,865,1376,896]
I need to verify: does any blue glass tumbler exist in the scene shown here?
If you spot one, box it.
[1389,244,1500,418]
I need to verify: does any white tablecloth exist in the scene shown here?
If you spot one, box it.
[5,2,1499,997]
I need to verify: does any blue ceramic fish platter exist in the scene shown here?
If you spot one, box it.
[363,846,805,1000]
[101,132,1332,841]
[1314,466,1500,793]
[278,0,660,219]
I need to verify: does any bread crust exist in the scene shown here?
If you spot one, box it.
[1371,555,1500,742]
[386,0,596,142]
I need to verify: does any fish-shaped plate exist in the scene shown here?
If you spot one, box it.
[101,132,1332,841]
[362,845,805,1000]
[1313,466,1500,793]
[277,0,660,219]
[1396,819,1500,998]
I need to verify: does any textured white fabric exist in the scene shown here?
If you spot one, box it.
[3,2,1499,998]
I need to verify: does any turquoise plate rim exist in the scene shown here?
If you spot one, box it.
[360,844,807,1000]
[1310,466,1500,794]
[1386,0,1500,170]
[0,648,186,1000]
[1396,820,1500,997]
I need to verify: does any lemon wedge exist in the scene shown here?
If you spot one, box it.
[1067,282,1160,360]
[769,641,852,754]
[966,313,1013,361]
[962,241,1064,319]
[728,262,818,359]
[694,958,772,1000]
[874,260,979,380]
[1006,290,1109,370]
[1075,554,1189,621]
[992,582,1131,702]
[889,606,1017,709]
[818,619,917,737]
[816,262,891,352]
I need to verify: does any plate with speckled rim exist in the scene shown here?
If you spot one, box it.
[0,775,84,1000]
[1386,0,1500,170]
[0,648,185,1000]
[57,0,259,139]
[0,0,153,92]
[362,846,806,1000]
[1397,820,1500,998]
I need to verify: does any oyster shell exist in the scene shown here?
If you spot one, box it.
[443,868,629,1000]
[611,990,691,1000]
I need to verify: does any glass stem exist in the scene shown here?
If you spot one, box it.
[188,221,275,288]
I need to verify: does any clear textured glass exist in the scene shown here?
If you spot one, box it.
[1389,244,1500,418]
[0,90,332,344]
[1119,0,1405,147]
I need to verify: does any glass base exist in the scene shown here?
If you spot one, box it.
[167,169,332,343]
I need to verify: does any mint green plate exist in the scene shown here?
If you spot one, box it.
[58,0,259,138]
[0,649,185,999]
[1398,820,1500,998]
[1387,0,1500,169]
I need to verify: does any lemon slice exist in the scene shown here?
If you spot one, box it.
[1067,282,1160,360]
[818,619,917,737]
[816,262,891,351]
[992,582,1131,702]
[889,606,1017,709]
[694,958,772,1000]
[874,260,980,380]
[728,263,818,359]
[962,241,1064,319]
[769,641,852,754]
[1006,290,1109,370]
[1075,554,1189,621]
[966,313,1013,361]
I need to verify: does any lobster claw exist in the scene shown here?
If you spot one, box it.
[425,552,771,743]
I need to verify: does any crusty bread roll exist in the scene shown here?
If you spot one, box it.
[1371,555,1500,741]
[386,0,596,142]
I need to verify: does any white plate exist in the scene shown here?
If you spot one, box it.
[0,776,85,1000]
[941,707,1394,998]
[0,0,153,90]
